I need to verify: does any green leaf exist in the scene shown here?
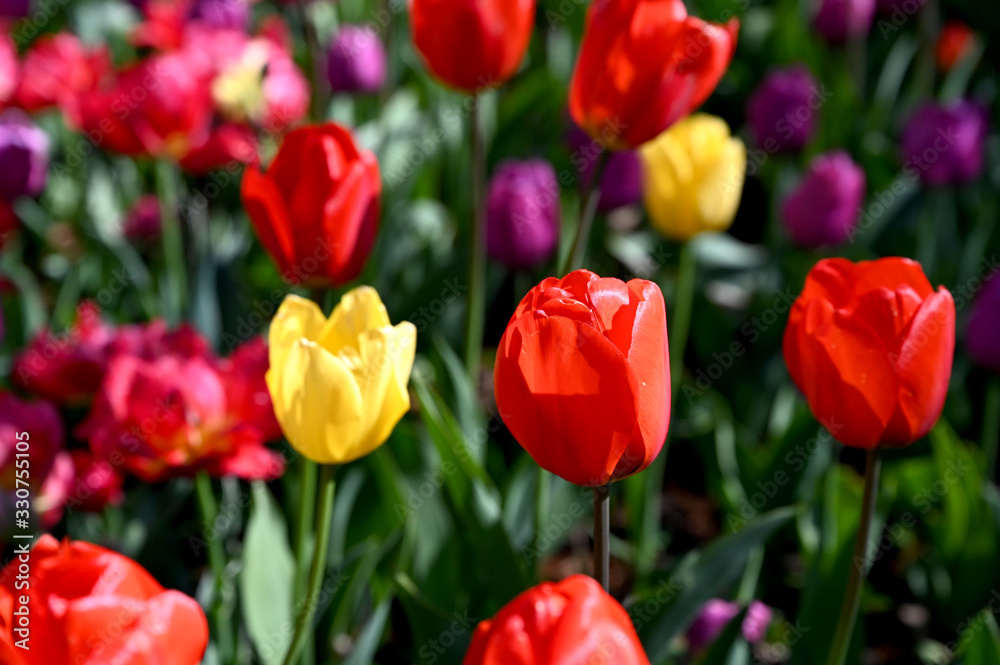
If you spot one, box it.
[240,482,295,665]
[342,597,394,665]
[958,611,1000,664]
[637,506,796,663]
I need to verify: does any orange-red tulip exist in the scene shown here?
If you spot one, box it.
[464,575,650,665]
[570,0,739,150]
[241,123,381,287]
[494,270,670,486]
[783,258,955,449]
[410,0,536,93]
[0,535,208,665]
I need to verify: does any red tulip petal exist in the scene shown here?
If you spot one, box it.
[853,257,934,298]
[495,312,638,486]
[322,156,379,284]
[883,289,955,445]
[240,166,295,276]
[547,577,650,665]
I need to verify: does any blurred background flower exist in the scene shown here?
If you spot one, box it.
[781,150,866,247]
[485,159,560,270]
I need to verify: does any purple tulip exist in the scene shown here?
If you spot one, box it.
[567,126,642,211]
[124,195,163,240]
[191,0,250,31]
[967,274,1000,372]
[814,0,876,44]
[746,65,821,153]
[688,599,773,652]
[0,110,49,203]
[486,159,560,270]
[901,100,988,187]
[782,150,866,248]
[327,26,387,94]
[0,0,30,18]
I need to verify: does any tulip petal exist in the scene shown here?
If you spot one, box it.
[268,295,328,374]
[241,166,296,276]
[883,289,955,445]
[495,313,639,486]
[318,286,391,354]
[267,339,364,464]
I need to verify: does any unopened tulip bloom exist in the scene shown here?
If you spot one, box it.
[687,599,773,652]
[464,575,650,665]
[937,21,975,71]
[124,194,163,240]
[814,0,876,44]
[327,26,387,94]
[570,0,738,150]
[784,258,955,448]
[0,110,49,203]
[486,159,560,270]
[746,65,820,153]
[241,124,381,286]
[0,535,208,664]
[640,114,746,242]
[494,270,669,486]
[267,289,416,465]
[568,126,642,211]
[410,0,536,93]
[782,151,865,248]
[966,274,1000,372]
[901,100,988,186]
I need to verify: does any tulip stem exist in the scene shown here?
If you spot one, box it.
[293,458,318,597]
[194,471,235,665]
[155,160,187,325]
[561,151,608,275]
[826,448,881,665]
[463,95,487,385]
[984,378,1000,481]
[283,464,337,665]
[593,484,610,592]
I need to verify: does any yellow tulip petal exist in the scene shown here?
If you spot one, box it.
[267,338,364,464]
[354,322,416,455]
[697,136,747,232]
[268,294,327,374]
[318,286,391,354]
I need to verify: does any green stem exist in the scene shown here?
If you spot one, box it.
[464,95,487,384]
[155,160,187,325]
[298,0,329,121]
[670,242,696,404]
[533,467,551,572]
[293,458,318,598]
[826,448,881,665]
[560,151,608,276]
[283,465,337,665]
[593,485,610,592]
[983,378,1000,481]
[194,471,234,664]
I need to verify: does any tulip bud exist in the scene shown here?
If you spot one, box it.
[640,114,746,242]
[746,65,820,153]
[0,109,49,203]
[814,0,876,44]
[486,159,560,270]
[966,274,1000,373]
[567,126,642,211]
[687,599,773,652]
[901,100,988,186]
[781,150,866,248]
[124,194,163,240]
[937,21,975,71]
[327,26,387,94]
[784,257,955,448]
[410,0,536,93]
[494,270,670,487]
[464,575,651,665]
[266,289,416,465]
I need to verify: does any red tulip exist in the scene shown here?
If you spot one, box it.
[464,575,650,665]
[13,33,110,113]
[783,258,955,448]
[410,0,536,93]
[78,337,284,481]
[241,123,381,287]
[67,450,125,512]
[936,21,975,72]
[494,270,670,487]
[570,0,739,150]
[0,535,208,665]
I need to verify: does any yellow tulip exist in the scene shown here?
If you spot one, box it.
[267,288,416,465]
[639,114,747,242]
